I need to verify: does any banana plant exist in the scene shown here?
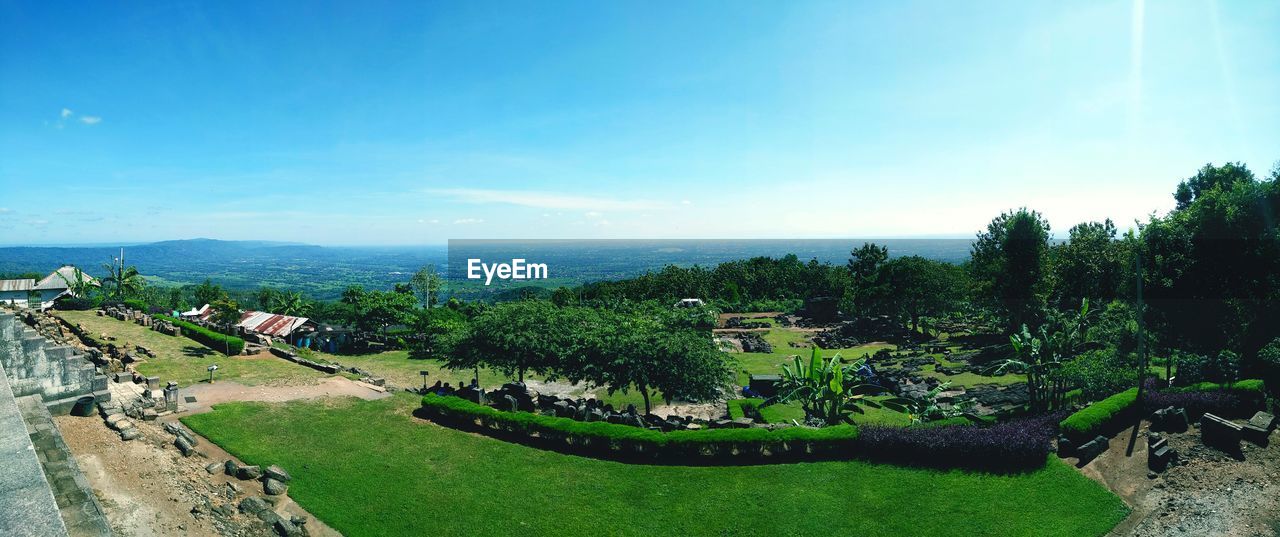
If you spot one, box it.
[777,345,902,426]
[879,381,977,425]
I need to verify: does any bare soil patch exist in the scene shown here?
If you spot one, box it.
[1077,420,1280,537]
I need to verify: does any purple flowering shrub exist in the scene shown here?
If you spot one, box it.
[855,411,1067,472]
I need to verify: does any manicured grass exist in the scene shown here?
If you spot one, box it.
[55,310,327,387]
[184,394,1128,537]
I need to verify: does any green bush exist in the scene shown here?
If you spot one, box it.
[1059,388,1138,442]
[727,398,763,420]
[1169,379,1264,394]
[421,393,859,461]
[123,298,148,311]
[155,314,245,356]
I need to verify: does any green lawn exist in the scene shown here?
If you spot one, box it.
[55,310,327,387]
[183,394,1127,537]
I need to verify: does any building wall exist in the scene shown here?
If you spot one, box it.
[0,290,30,308]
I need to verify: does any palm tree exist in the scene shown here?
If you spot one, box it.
[56,267,96,298]
[275,291,311,317]
[100,260,144,300]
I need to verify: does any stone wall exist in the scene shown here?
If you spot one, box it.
[0,311,109,415]
[0,354,69,537]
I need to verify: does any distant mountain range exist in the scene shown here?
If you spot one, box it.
[0,238,974,300]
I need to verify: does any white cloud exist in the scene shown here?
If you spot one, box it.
[584,211,603,218]
[0,207,10,214]
[432,188,666,211]
[680,199,692,205]
[61,108,73,118]
[453,218,484,225]
[430,219,439,224]
[80,116,102,125]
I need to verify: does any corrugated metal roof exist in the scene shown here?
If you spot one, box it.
[34,266,97,290]
[237,310,313,337]
[0,279,35,292]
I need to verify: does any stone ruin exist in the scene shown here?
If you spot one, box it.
[426,381,759,431]
[0,310,110,414]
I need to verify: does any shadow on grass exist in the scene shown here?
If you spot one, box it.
[182,346,218,358]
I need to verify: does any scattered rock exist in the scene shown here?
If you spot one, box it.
[264,465,291,483]
[263,478,287,496]
[236,465,263,481]
[119,428,142,441]
[237,496,269,515]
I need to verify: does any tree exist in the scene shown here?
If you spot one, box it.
[776,346,899,426]
[100,260,144,300]
[193,279,225,307]
[846,243,890,317]
[274,291,311,317]
[411,266,443,309]
[210,298,242,327]
[878,256,966,333]
[574,308,734,414]
[993,299,1092,411]
[56,267,96,299]
[970,209,1052,333]
[1143,162,1280,375]
[445,300,563,383]
[1050,220,1132,310]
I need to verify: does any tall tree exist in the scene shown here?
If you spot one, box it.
[411,265,443,308]
[99,260,144,300]
[879,256,967,333]
[1143,162,1279,374]
[970,209,1052,333]
[193,279,225,307]
[1049,219,1132,309]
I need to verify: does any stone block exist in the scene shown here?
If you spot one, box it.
[263,478,287,496]
[1076,435,1109,464]
[1248,412,1276,432]
[1200,413,1242,451]
[264,465,291,483]
[1242,423,1270,446]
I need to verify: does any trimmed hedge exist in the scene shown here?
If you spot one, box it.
[726,398,764,421]
[421,394,1053,471]
[422,393,859,462]
[155,314,245,356]
[1060,379,1267,442]
[1059,388,1138,443]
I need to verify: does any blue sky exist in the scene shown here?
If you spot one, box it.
[1,0,1277,245]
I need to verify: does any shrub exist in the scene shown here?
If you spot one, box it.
[1059,388,1138,443]
[857,412,1062,472]
[1060,348,1139,400]
[123,298,148,311]
[1147,379,1266,419]
[155,314,245,356]
[421,394,1052,471]
[54,295,97,311]
[421,394,859,461]
[726,398,763,420]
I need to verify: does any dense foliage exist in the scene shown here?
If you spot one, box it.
[155,314,246,356]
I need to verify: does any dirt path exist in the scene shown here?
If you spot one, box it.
[180,376,390,414]
[1075,420,1280,537]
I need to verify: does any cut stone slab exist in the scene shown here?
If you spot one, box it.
[1248,411,1276,432]
[1076,435,1109,465]
[1200,413,1243,451]
[119,428,141,441]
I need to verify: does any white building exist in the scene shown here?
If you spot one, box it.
[0,266,97,310]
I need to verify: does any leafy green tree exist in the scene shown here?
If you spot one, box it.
[846,243,890,316]
[445,300,563,383]
[1143,162,1279,375]
[574,308,734,414]
[100,260,144,300]
[411,265,443,308]
[993,300,1092,411]
[56,267,96,299]
[970,209,1052,333]
[878,256,967,333]
[193,279,225,306]
[1049,220,1132,309]
[211,298,242,327]
[776,346,898,426]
